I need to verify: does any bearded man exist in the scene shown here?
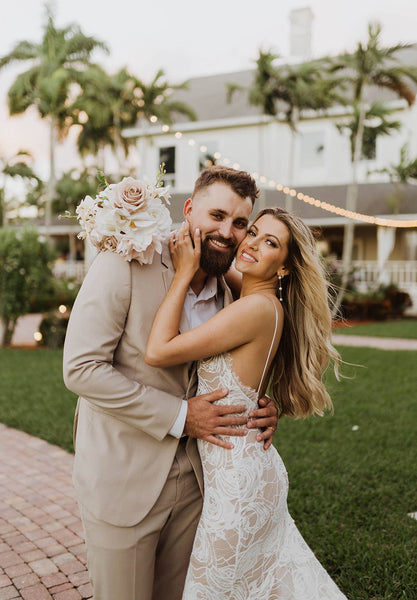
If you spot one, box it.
[63,165,278,600]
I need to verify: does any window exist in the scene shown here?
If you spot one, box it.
[300,131,325,168]
[159,146,176,186]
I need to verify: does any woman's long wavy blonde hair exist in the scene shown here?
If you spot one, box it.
[252,207,340,419]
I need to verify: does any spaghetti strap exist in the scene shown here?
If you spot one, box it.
[257,298,279,395]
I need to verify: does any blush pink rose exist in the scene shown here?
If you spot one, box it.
[113,177,151,214]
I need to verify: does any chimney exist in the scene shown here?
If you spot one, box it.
[289,6,314,59]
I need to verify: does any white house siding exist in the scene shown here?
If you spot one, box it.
[132,103,417,196]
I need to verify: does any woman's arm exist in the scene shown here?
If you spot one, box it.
[146,292,264,367]
[145,224,265,367]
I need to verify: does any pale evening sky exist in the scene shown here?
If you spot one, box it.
[1,0,416,177]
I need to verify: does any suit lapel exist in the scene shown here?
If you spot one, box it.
[160,243,190,334]
[161,243,175,290]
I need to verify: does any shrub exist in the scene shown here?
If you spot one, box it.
[0,228,55,346]
[38,313,69,348]
[341,284,412,320]
[29,277,80,313]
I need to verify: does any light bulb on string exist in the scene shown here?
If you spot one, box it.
[169,132,417,228]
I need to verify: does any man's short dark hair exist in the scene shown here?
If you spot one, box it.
[192,166,259,206]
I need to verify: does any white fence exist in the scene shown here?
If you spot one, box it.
[351,260,417,314]
[53,260,86,283]
[351,260,417,289]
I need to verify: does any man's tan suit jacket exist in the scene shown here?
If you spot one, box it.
[63,245,231,527]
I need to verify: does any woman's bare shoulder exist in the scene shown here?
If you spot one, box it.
[228,293,282,323]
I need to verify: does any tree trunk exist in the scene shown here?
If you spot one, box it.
[285,109,299,212]
[98,145,106,173]
[114,113,128,177]
[1,316,16,347]
[1,177,7,227]
[258,120,266,210]
[45,118,57,238]
[332,101,366,316]
[285,126,297,212]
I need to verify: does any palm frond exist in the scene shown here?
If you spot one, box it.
[226,83,244,104]
[7,67,40,114]
[3,162,41,182]
[0,41,38,69]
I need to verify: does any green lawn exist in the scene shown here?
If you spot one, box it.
[334,318,417,339]
[0,348,77,452]
[0,346,416,599]
[277,346,417,600]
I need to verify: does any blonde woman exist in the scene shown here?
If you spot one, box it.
[146,207,347,599]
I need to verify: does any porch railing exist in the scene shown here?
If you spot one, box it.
[351,260,417,291]
[53,260,86,283]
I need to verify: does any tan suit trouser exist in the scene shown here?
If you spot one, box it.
[79,439,202,600]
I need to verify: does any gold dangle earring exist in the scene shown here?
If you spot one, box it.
[278,275,283,302]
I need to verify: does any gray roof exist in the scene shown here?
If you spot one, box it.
[172,70,260,122]
[169,45,417,125]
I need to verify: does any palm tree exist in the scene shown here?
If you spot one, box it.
[329,22,417,313]
[229,51,344,210]
[372,143,417,212]
[72,66,196,175]
[0,151,41,227]
[70,65,132,172]
[133,68,196,125]
[338,102,402,163]
[0,3,108,233]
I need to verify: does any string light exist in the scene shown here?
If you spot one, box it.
[164,135,417,229]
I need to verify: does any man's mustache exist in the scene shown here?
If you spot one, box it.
[203,235,235,249]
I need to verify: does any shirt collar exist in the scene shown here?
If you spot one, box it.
[187,276,219,302]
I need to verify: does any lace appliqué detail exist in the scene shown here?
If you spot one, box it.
[182,353,348,600]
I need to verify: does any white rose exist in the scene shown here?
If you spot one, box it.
[148,202,172,237]
[94,205,121,237]
[76,195,97,231]
[116,234,155,263]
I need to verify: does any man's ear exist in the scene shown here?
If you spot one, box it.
[183,198,193,221]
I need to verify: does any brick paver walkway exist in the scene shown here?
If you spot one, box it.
[0,424,92,600]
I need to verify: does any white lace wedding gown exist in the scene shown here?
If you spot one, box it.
[182,308,348,600]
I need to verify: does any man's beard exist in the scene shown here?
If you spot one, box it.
[199,235,236,276]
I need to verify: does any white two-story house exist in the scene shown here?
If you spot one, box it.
[122,42,417,312]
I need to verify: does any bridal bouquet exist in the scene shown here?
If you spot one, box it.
[76,168,172,264]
